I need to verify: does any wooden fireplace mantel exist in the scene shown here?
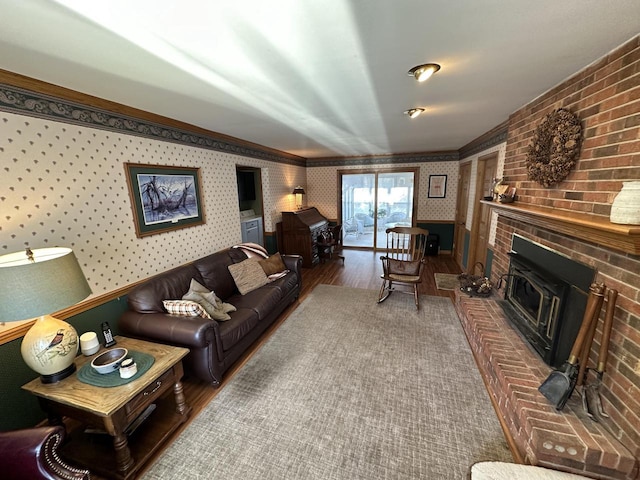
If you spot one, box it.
[481,200,640,255]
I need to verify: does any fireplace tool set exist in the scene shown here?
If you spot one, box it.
[582,288,617,421]
[538,282,618,421]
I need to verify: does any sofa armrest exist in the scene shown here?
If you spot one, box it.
[119,311,218,349]
[282,254,302,284]
[0,426,90,480]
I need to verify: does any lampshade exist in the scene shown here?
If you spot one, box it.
[408,63,441,82]
[0,247,92,383]
[292,186,305,209]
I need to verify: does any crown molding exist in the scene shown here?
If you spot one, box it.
[458,120,508,159]
[306,151,459,168]
[0,69,305,167]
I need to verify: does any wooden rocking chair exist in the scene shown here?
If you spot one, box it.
[378,226,429,309]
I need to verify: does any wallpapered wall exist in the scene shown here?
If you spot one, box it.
[1,110,305,296]
[306,160,461,222]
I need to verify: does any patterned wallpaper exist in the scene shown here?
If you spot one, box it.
[1,97,502,302]
[307,161,460,222]
[1,111,303,295]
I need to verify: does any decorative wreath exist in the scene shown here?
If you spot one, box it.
[525,108,582,187]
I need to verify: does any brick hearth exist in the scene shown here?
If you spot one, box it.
[454,290,638,480]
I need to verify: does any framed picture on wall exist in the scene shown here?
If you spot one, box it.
[124,163,205,238]
[428,174,447,198]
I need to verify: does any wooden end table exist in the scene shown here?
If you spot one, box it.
[22,336,191,480]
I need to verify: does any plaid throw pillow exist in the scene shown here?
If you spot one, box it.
[163,300,212,319]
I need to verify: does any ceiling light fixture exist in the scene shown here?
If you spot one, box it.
[408,63,441,82]
[404,108,425,119]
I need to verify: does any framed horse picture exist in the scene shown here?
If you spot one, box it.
[124,163,205,238]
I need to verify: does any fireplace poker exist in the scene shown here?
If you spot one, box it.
[585,288,617,422]
[538,282,606,410]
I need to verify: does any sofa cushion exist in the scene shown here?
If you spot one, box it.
[228,258,269,295]
[228,285,283,321]
[217,308,260,351]
[128,264,202,313]
[162,300,212,319]
[266,270,299,298]
[194,250,243,300]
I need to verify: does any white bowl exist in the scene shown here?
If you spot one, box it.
[91,347,128,374]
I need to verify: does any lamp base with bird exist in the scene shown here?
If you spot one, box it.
[21,315,79,383]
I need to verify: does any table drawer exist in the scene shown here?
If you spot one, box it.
[125,368,175,418]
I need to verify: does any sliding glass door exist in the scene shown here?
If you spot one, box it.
[340,169,417,249]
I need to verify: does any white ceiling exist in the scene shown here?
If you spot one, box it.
[1,0,639,159]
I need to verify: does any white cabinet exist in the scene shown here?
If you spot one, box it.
[241,217,263,245]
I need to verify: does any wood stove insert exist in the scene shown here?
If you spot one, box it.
[499,235,596,368]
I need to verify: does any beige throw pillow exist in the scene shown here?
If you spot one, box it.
[182,278,236,321]
[228,258,269,295]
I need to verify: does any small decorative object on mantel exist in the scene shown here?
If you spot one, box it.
[484,178,504,201]
[525,108,582,187]
[498,187,517,204]
[458,262,493,297]
[610,181,640,225]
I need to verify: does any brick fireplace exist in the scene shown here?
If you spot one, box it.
[457,36,639,479]
[455,289,636,479]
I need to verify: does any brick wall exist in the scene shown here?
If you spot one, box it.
[504,35,639,216]
[493,35,640,461]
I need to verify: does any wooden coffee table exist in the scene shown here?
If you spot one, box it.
[22,336,191,480]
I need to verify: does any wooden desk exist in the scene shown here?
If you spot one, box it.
[23,336,190,480]
[281,207,329,267]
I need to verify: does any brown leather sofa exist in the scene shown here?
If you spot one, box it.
[1,426,90,480]
[119,248,302,386]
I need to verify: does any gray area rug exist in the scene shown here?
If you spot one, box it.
[143,285,512,479]
[435,272,460,291]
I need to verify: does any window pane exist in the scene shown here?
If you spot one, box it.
[341,171,414,249]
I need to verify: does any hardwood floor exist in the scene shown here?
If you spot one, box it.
[126,250,462,479]
[302,248,462,299]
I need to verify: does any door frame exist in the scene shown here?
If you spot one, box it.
[338,167,419,250]
[453,162,471,268]
[467,152,498,270]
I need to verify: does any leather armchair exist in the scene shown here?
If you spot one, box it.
[0,426,90,480]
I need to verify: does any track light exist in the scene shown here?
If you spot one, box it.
[404,108,425,119]
[408,63,441,82]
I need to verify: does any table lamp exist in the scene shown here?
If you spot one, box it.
[0,247,92,383]
[292,186,305,209]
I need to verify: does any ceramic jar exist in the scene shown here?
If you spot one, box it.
[80,331,100,356]
[610,181,640,225]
